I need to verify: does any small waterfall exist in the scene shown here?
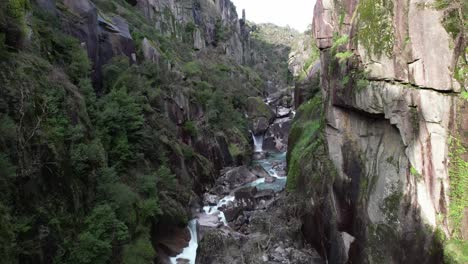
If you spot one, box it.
[170,219,198,264]
[252,132,264,152]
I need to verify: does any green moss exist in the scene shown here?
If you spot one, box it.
[247,97,272,118]
[444,239,468,264]
[357,0,394,58]
[410,166,423,181]
[379,183,403,225]
[229,143,242,158]
[183,120,198,137]
[461,91,468,101]
[448,136,468,236]
[287,96,323,191]
[2,0,30,49]
[335,51,354,63]
[182,61,202,76]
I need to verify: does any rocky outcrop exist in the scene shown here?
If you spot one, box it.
[196,196,324,264]
[246,97,275,135]
[288,0,468,263]
[62,0,136,87]
[136,0,249,63]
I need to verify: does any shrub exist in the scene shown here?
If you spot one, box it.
[68,205,129,264]
[357,0,394,58]
[183,120,198,137]
[122,236,156,264]
[182,61,202,76]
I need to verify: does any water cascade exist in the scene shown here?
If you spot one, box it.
[252,133,264,152]
[169,219,198,264]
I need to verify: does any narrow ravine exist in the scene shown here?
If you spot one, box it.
[170,98,293,264]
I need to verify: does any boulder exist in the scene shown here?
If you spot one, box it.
[264,176,276,183]
[234,186,257,202]
[246,97,275,135]
[254,190,275,201]
[220,166,257,190]
[220,203,243,223]
[250,164,270,178]
[156,225,191,257]
[203,194,220,206]
[264,118,292,152]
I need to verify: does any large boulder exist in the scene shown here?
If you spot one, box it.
[217,166,258,190]
[264,118,292,152]
[155,225,191,258]
[246,97,275,135]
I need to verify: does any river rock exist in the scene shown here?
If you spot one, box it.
[156,225,191,257]
[264,176,276,183]
[220,203,243,223]
[234,186,257,203]
[253,152,267,160]
[220,166,258,189]
[254,190,275,201]
[176,258,190,264]
[264,118,292,152]
[250,164,270,178]
[203,194,220,206]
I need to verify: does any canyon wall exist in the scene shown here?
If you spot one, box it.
[0,0,285,263]
[288,0,467,262]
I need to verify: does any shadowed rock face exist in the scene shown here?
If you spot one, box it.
[63,0,136,88]
[288,0,468,262]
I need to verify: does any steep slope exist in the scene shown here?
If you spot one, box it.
[288,0,467,263]
[0,0,292,263]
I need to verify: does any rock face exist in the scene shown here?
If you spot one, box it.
[246,97,275,135]
[288,0,468,263]
[136,0,248,63]
[63,0,136,87]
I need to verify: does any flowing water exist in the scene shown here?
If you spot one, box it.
[171,107,291,263]
[252,133,264,153]
[169,219,198,264]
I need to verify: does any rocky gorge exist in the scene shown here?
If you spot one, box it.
[0,0,466,263]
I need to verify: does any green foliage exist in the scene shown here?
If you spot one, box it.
[287,96,323,191]
[461,91,468,101]
[122,235,156,264]
[331,34,349,50]
[214,19,229,43]
[98,87,144,170]
[185,22,196,33]
[379,183,402,225]
[67,205,129,264]
[229,143,242,158]
[433,0,466,39]
[1,0,29,49]
[183,120,198,137]
[182,61,202,76]
[156,166,177,192]
[448,136,468,237]
[335,51,354,63]
[70,140,106,176]
[206,91,246,130]
[444,239,468,264]
[410,166,423,181]
[357,0,394,58]
[0,203,16,263]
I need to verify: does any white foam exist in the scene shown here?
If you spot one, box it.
[169,219,198,264]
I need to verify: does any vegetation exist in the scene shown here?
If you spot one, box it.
[0,0,268,262]
[356,0,394,58]
[287,96,323,191]
[448,136,468,237]
[432,0,467,87]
